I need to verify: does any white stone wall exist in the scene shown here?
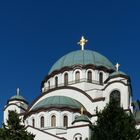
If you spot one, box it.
[4,100,28,125]
[67,125,91,140]
[26,110,81,129]
[26,126,63,140]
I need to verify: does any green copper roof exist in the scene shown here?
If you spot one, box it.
[49,50,115,74]
[10,95,25,101]
[32,96,83,111]
[72,115,91,124]
[109,71,127,77]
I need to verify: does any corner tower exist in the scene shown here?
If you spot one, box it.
[4,88,28,124]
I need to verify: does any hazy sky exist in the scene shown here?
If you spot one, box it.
[0,0,140,124]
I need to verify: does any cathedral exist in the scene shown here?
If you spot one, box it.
[3,36,140,140]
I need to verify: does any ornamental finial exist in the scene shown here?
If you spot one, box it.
[115,63,120,71]
[78,36,88,50]
[80,107,84,115]
[16,88,20,96]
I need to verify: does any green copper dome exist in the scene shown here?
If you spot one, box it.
[32,96,83,111]
[49,50,115,74]
[109,71,127,77]
[10,95,26,101]
[72,115,91,124]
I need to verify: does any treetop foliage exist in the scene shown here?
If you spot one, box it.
[0,110,35,140]
[92,100,140,140]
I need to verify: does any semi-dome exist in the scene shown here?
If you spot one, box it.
[8,88,28,104]
[109,71,127,77]
[32,96,83,111]
[72,115,91,124]
[9,94,27,104]
[10,94,25,100]
[49,50,115,74]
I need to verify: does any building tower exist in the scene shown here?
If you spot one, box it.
[4,88,28,124]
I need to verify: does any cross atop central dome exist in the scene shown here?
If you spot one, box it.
[77,36,88,50]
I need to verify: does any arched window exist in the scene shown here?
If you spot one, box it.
[75,71,80,83]
[87,71,92,83]
[40,116,44,128]
[110,90,121,105]
[32,118,35,127]
[74,134,82,140]
[48,81,50,89]
[51,115,56,127]
[55,77,58,87]
[64,73,68,86]
[63,115,68,127]
[99,72,103,85]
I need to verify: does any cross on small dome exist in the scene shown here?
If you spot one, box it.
[16,88,20,96]
[115,63,120,71]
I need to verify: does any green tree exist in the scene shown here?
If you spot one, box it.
[0,110,35,140]
[92,100,140,140]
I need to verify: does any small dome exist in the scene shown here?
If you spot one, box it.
[9,88,27,103]
[109,71,127,77]
[9,94,26,102]
[32,96,83,111]
[49,50,115,74]
[72,115,91,124]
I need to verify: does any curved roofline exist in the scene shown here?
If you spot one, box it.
[104,74,130,84]
[48,50,115,74]
[27,86,94,112]
[72,115,92,124]
[24,106,92,119]
[7,98,28,105]
[4,103,27,111]
[31,95,84,111]
[102,80,130,91]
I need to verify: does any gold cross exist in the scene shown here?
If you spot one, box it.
[78,36,88,50]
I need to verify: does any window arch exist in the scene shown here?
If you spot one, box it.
[32,118,35,127]
[74,134,82,140]
[63,115,68,127]
[51,115,56,127]
[40,116,44,128]
[48,81,50,89]
[75,71,80,83]
[87,71,92,83]
[99,72,103,85]
[110,90,121,105]
[55,76,58,87]
[64,73,68,86]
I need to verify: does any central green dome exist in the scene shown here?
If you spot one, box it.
[49,50,115,74]
[32,96,83,111]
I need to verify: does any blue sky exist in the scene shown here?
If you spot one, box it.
[0,0,140,124]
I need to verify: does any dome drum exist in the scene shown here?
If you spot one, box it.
[42,50,115,90]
